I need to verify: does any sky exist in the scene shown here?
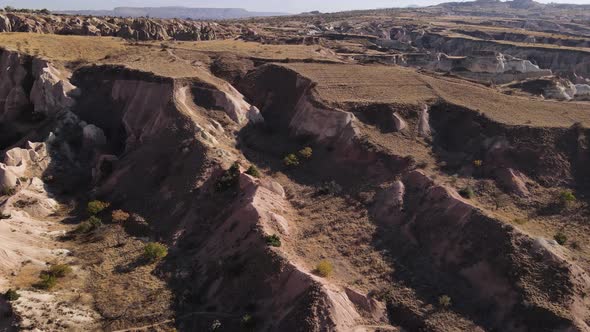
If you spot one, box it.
[1,0,589,13]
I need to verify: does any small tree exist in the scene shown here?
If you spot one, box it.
[48,264,72,278]
[298,147,313,159]
[283,154,299,167]
[438,295,452,308]
[75,216,103,233]
[265,234,281,247]
[87,200,110,215]
[216,161,241,192]
[315,260,333,277]
[245,165,261,178]
[4,289,20,301]
[554,232,567,245]
[144,242,168,262]
[559,190,576,207]
[34,274,57,290]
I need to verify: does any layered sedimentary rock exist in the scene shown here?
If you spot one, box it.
[389,29,590,80]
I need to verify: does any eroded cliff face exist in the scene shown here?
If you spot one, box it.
[240,64,361,149]
[376,170,590,331]
[0,49,387,331]
[0,48,76,149]
[237,62,590,332]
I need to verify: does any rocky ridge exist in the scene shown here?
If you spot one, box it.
[0,12,223,41]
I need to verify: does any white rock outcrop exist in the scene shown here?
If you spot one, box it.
[0,142,50,189]
[544,79,577,100]
[418,105,432,137]
[574,84,590,100]
[29,58,76,116]
[290,93,355,143]
[0,50,76,122]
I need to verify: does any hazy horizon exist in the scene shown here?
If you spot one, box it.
[1,0,589,14]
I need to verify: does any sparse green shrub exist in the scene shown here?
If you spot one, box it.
[4,289,20,301]
[75,221,92,233]
[34,274,57,290]
[48,264,72,278]
[513,218,528,225]
[0,186,16,196]
[298,147,313,159]
[559,190,576,207]
[245,165,261,178]
[265,234,281,247]
[438,295,452,308]
[459,187,475,199]
[87,200,110,215]
[144,242,168,262]
[216,161,241,192]
[112,209,130,223]
[283,154,299,167]
[554,232,567,245]
[315,260,333,278]
[88,215,103,229]
[75,216,103,233]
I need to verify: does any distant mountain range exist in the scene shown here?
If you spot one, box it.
[57,7,286,20]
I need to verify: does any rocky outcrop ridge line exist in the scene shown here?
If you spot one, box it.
[0,12,221,41]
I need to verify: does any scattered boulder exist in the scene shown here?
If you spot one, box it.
[392,112,407,131]
[418,105,431,137]
[495,167,530,197]
[82,124,107,149]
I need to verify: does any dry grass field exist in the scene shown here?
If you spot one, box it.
[0,34,342,79]
[153,39,341,61]
[0,33,127,62]
[285,63,590,127]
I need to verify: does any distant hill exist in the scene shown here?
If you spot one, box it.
[436,0,590,10]
[58,7,286,20]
